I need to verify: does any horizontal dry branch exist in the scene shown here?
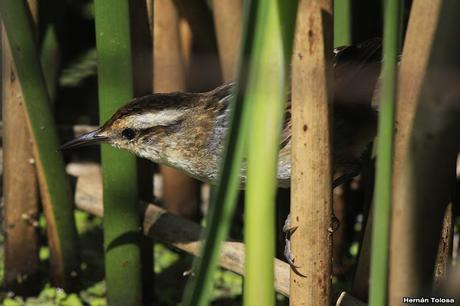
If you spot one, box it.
[70,163,366,305]
[71,162,289,297]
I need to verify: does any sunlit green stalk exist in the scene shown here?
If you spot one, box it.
[369,0,402,305]
[182,1,298,304]
[0,0,80,288]
[94,1,143,305]
[181,1,259,305]
[244,1,297,305]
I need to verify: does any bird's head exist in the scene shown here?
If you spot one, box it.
[61,92,203,163]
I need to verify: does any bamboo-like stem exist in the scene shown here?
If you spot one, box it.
[244,1,298,305]
[388,1,443,304]
[154,0,200,219]
[290,0,333,305]
[94,1,143,305]
[368,0,401,305]
[0,0,80,289]
[211,0,243,81]
[389,0,460,304]
[1,2,40,293]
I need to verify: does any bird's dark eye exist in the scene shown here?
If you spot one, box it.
[121,128,136,140]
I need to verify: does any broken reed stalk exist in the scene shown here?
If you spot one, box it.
[94,0,143,305]
[211,0,243,81]
[290,0,333,305]
[244,1,298,305]
[1,1,40,294]
[73,167,368,306]
[389,0,460,304]
[0,0,80,289]
[154,0,200,220]
[368,0,401,305]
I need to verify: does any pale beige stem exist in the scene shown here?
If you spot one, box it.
[291,0,334,305]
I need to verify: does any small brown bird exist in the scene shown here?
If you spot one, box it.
[61,39,381,188]
[62,39,382,266]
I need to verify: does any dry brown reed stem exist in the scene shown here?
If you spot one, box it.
[154,0,200,219]
[1,30,40,297]
[291,0,333,305]
[172,0,217,54]
[1,1,39,294]
[211,0,243,81]
[433,203,453,291]
[389,1,448,304]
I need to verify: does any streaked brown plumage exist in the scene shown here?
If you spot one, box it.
[61,38,382,188]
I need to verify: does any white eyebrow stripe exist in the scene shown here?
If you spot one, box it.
[126,110,184,129]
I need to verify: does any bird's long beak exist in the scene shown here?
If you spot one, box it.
[60,129,109,150]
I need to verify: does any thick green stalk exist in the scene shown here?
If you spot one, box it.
[369,0,401,305]
[94,1,143,305]
[0,0,80,288]
[181,1,259,305]
[244,1,297,305]
[334,0,352,46]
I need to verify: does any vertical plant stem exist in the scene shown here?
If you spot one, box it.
[390,0,460,304]
[0,0,80,289]
[334,0,352,47]
[94,1,143,305]
[211,0,243,81]
[244,1,298,305]
[181,1,261,304]
[433,203,453,291]
[369,0,401,305]
[1,1,40,293]
[388,1,442,303]
[154,0,200,220]
[290,1,333,305]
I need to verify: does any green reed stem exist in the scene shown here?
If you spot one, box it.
[181,1,259,305]
[244,1,298,305]
[334,0,352,46]
[369,0,402,305]
[94,1,143,305]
